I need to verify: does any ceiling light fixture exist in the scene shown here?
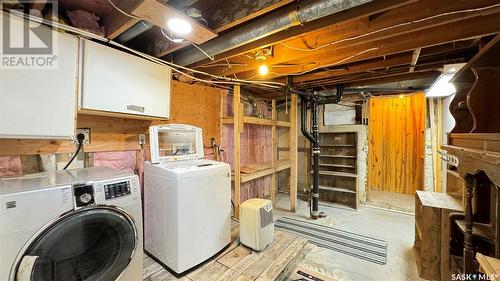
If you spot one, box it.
[258,64,269,76]
[426,63,465,98]
[167,18,192,35]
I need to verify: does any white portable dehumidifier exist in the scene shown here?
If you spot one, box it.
[239,198,274,251]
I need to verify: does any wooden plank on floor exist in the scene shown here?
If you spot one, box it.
[144,267,172,281]
[143,256,165,280]
[218,245,253,268]
[255,238,308,281]
[187,261,230,281]
[240,232,296,280]
[215,269,242,281]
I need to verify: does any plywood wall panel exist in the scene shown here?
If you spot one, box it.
[154,80,225,146]
[368,93,425,195]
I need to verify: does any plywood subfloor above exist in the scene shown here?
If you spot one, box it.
[143,224,308,281]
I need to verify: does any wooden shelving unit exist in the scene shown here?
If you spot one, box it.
[224,85,298,217]
[315,131,359,209]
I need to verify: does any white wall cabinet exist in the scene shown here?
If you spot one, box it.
[0,14,78,139]
[79,39,171,119]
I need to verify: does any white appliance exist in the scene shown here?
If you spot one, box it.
[0,167,143,281]
[239,198,274,251]
[144,124,231,274]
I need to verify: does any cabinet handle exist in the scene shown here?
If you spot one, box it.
[127,105,145,113]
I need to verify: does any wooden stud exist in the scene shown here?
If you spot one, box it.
[436,98,443,192]
[289,94,298,212]
[271,99,277,207]
[233,85,241,218]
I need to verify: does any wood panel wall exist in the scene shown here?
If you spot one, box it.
[0,81,225,156]
[368,93,425,195]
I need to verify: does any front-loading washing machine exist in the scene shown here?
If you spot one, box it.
[0,167,143,281]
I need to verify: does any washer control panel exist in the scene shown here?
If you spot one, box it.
[104,181,131,200]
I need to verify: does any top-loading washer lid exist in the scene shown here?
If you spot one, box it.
[149,124,204,164]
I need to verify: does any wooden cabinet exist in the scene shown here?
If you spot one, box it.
[0,14,78,139]
[414,191,462,281]
[79,39,171,119]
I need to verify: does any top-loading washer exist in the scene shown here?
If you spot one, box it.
[144,124,231,274]
[0,167,143,281]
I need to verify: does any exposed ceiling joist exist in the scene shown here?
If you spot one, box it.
[175,0,416,67]
[132,0,217,45]
[203,0,500,77]
[409,48,421,72]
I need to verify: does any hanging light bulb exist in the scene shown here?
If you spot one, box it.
[258,64,269,76]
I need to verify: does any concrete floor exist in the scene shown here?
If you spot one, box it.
[366,190,416,214]
[274,194,425,281]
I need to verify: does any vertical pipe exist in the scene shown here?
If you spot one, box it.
[311,99,320,218]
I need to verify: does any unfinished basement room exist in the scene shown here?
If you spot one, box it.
[1,0,499,280]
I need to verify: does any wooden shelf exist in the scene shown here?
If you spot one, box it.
[231,160,291,183]
[312,170,358,178]
[318,154,356,158]
[455,220,495,243]
[318,201,356,211]
[275,160,291,172]
[320,144,356,147]
[319,163,356,169]
[221,116,291,127]
[316,185,356,194]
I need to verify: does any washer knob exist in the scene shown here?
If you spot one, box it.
[80,193,92,204]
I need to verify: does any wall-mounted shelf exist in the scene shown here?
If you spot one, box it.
[232,160,292,183]
[221,116,291,127]
[223,85,298,217]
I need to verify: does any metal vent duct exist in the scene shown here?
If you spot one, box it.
[174,0,373,66]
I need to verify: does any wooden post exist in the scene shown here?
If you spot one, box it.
[233,85,241,218]
[290,94,298,212]
[271,99,277,207]
[464,174,475,273]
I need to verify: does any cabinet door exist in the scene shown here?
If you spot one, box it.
[0,15,78,139]
[80,40,171,118]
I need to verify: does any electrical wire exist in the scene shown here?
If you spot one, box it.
[160,28,214,61]
[4,10,285,89]
[105,0,141,20]
[275,47,380,76]
[279,3,500,52]
[63,135,85,170]
[191,43,215,61]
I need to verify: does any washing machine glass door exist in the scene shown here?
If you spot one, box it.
[16,206,136,281]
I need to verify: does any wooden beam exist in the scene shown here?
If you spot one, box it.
[101,0,143,39]
[202,0,500,77]
[345,70,439,87]
[261,52,413,83]
[233,85,241,218]
[132,0,217,45]
[187,0,417,68]
[289,94,298,212]
[409,48,422,72]
[271,99,277,207]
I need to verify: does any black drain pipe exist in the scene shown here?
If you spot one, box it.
[299,93,324,219]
